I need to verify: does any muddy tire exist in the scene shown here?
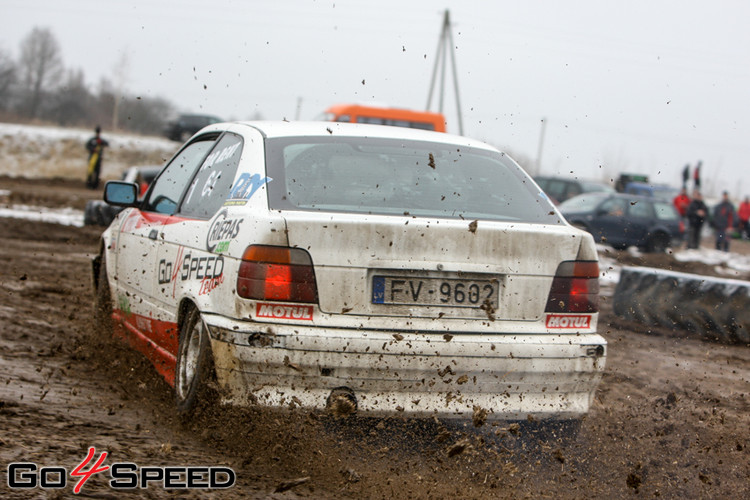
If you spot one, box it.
[94,255,113,336]
[175,306,216,416]
[84,202,98,226]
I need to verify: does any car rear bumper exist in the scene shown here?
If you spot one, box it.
[203,314,606,421]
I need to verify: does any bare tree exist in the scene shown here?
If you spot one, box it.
[51,68,89,126]
[0,48,16,112]
[118,95,174,135]
[92,76,115,129]
[110,52,130,131]
[18,27,64,118]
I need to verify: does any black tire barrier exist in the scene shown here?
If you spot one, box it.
[613,266,750,345]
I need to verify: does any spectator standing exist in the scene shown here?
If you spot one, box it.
[85,126,109,189]
[738,196,750,240]
[685,190,708,249]
[673,187,691,218]
[712,191,736,252]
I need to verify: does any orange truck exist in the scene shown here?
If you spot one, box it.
[321,104,446,132]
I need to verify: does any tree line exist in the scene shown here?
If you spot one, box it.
[0,26,174,135]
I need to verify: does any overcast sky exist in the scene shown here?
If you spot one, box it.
[2,0,749,198]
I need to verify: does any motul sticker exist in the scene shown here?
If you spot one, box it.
[256,303,314,321]
[545,314,591,329]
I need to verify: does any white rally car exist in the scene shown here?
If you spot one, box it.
[93,121,606,422]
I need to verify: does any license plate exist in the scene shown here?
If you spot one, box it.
[372,276,498,308]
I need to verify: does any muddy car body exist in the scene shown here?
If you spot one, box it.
[93,121,606,422]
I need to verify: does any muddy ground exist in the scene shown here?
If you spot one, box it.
[0,176,748,499]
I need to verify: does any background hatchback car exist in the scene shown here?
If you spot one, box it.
[559,192,684,252]
[534,175,614,204]
[94,121,606,424]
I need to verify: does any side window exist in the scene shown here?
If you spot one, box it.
[179,133,244,219]
[143,138,216,214]
[629,200,654,218]
[358,116,385,125]
[546,180,567,202]
[654,201,678,220]
[600,198,627,217]
[410,121,435,130]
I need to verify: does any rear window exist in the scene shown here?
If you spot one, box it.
[265,137,560,224]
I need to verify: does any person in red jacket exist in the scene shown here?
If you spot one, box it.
[673,187,691,218]
[738,196,750,240]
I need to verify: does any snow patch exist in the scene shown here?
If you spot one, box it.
[0,204,84,227]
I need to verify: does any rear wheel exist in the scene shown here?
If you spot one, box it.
[175,306,216,416]
[84,202,97,226]
[646,233,670,253]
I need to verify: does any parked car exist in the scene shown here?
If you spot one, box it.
[163,114,223,142]
[84,166,162,226]
[534,175,614,204]
[559,192,684,252]
[93,121,606,424]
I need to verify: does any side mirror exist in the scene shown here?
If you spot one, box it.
[104,181,139,207]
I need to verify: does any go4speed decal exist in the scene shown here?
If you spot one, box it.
[158,246,225,297]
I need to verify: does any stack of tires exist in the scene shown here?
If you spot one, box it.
[613,267,750,344]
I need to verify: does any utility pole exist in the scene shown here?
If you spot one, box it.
[111,52,130,132]
[426,10,464,135]
[535,117,547,175]
[295,96,303,121]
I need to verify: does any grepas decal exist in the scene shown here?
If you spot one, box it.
[206,209,243,252]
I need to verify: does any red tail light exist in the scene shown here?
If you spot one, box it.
[237,245,318,303]
[545,261,599,313]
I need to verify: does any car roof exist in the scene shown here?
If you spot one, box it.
[563,191,660,204]
[534,175,610,185]
[598,192,665,203]
[137,165,163,174]
[626,181,675,190]
[200,120,497,151]
[181,113,220,119]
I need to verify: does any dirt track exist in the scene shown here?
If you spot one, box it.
[1,177,748,498]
